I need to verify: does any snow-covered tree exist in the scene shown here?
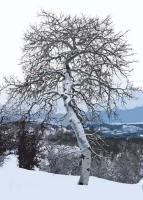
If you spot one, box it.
[2,11,136,185]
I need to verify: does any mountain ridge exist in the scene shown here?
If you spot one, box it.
[102,106,143,123]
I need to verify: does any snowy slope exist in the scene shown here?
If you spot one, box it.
[0,155,143,200]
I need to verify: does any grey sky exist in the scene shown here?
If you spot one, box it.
[0,0,143,107]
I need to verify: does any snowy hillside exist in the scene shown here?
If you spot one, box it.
[0,155,143,200]
[91,124,143,138]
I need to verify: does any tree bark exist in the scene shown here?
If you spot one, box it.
[62,64,91,185]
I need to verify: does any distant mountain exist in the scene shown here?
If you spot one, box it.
[55,106,143,125]
[123,91,143,109]
[102,106,143,124]
[1,104,143,125]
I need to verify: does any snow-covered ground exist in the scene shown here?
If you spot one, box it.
[97,124,143,138]
[0,155,143,200]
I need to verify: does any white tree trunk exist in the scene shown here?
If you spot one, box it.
[62,66,91,185]
[67,106,91,185]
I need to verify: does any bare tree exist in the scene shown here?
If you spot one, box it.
[2,11,136,185]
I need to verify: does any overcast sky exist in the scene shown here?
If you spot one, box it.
[0,0,143,107]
